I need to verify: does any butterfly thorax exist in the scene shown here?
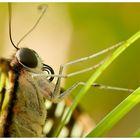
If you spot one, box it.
[3,57,47,137]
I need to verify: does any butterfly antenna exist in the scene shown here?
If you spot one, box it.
[16,4,48,47]
[8,3,19,50]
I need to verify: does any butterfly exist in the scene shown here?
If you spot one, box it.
[0,3,94,137]
[0,57,93,137]
[0,3,133,137]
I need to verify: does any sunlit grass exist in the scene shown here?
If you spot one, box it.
[133,128,140,137]
[87,87,140,137]
[53,30,140,137]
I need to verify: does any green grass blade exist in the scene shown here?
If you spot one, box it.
[54,30,140,137]
[133,128,140,137]
[87,87,140,137]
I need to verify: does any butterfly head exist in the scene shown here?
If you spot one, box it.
[16,47,43,73]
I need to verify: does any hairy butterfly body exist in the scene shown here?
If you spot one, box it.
[0,4,93,137]
[0,56,93,137]
[0,47,53,137]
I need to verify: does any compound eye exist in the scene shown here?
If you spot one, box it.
[16,48,38,68]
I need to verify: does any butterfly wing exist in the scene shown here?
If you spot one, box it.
[45,97,94,137]
[0,58,16,137]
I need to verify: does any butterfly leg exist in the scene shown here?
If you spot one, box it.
[52,41,125,100]
[52,81,134,102]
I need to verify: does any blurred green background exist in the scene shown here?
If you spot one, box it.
[0,2,140,137]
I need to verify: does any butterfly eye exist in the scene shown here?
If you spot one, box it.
[16,48,38,68]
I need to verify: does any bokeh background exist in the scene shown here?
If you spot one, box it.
[0,2,140,137]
